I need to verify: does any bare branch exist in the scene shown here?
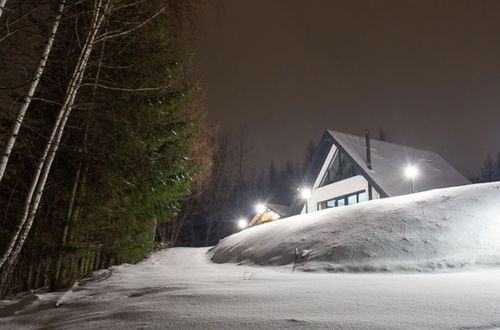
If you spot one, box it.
[95,6,166,42]
[82,81,176,92]
[107,0,148,13]
[31,97,63,106]
[0,0,66,183]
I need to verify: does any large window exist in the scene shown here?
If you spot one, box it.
[318,190,367,210]
[320,149,358,186]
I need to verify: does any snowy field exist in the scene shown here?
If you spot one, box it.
[1,182,500,329]
[0,248,499,329]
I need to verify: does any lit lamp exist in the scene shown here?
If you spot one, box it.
[237,218,247,230]
[255,203,266,214]
[300,188,312,213]
[404,165,418,193]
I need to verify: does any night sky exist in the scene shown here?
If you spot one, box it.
[197,0,500,174]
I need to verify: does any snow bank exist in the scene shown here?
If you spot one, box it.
[209,182,500,272]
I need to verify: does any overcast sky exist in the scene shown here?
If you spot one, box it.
[196,0,500,174]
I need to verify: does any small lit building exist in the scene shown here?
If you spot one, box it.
[289,130,470,215]
[248,203,289,227]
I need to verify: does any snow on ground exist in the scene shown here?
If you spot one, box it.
[1,248,500,329]
[210,182,500,272]
[1,182,500,329]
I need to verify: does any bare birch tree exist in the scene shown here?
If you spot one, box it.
[0,0,65,183]
[0,0,172,288]
[0,0,110,281]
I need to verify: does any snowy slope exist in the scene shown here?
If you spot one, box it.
[2,248,500,329]
[210,182,500,271]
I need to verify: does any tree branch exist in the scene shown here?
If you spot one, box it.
[82,81,175,92]
[95,6,166,42]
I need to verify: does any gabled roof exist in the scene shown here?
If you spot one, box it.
[288,130,470,216]
[324,130,470,197]
[266,203,289,216]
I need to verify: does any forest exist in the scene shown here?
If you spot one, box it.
[1,0,499,299]
[0,0,209,296]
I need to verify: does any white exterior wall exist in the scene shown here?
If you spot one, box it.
[301,144,381,214]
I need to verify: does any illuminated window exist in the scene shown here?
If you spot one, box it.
[358,191,367,202]
[317,190,367,210]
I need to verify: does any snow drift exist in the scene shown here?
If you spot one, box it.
[209,182,500,272]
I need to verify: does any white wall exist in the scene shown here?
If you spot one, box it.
[301,145,380,214]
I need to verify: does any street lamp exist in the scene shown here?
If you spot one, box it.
[404,165,418,193]
[237,218,247,230]
[255,203,266,214]
[300,187,312,213]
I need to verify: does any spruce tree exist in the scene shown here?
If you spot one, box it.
[480,154,495,182]
[496,153,500,181]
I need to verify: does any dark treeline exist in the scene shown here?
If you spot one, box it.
[0,0,209,296]
[161,133,316,247]
[470,153,500,183]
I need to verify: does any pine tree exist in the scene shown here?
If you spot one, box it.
[302,141,316,173]
[378,128,388,141]
[495,153,500,181]
[480,154,495,182]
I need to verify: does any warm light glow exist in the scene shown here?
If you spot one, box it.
[255,203,266,214]
[237,219,247,229]
[271,213,280,220]
[300,188,312,199]
[404,165,419,179]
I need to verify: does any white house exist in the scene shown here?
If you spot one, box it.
[290,130,470,215]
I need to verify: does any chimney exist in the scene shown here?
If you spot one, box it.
[365,130,372,170]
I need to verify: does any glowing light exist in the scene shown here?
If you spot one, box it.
[255,203,266,214]
[300,188,312,199]
[237,219,247,229]
[404,165,419,179]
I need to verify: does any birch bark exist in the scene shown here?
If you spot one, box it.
[0,0,8,20]
[0,0,66,183]
[0,0,110,280]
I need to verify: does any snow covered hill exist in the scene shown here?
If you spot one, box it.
[210,182,500,272]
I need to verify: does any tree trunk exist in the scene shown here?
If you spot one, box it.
[0,0,65,183]
[55,24,107,284]
[0,0,110,287]
[79,255,86,275]
[26,261,33,291]
[93,249,101,271]
[0,0,8,20]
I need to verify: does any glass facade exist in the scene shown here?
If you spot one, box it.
[317,190,367,210]
[320,149,358,187]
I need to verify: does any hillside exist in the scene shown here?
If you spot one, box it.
[210,182,500,272]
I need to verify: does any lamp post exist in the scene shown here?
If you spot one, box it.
[404,165,418,193]
[300,188,312,213]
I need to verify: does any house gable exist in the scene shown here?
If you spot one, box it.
[288,129,470,216]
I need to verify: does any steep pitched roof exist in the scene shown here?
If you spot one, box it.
[288,130,470,216]
[325,130,470,197]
